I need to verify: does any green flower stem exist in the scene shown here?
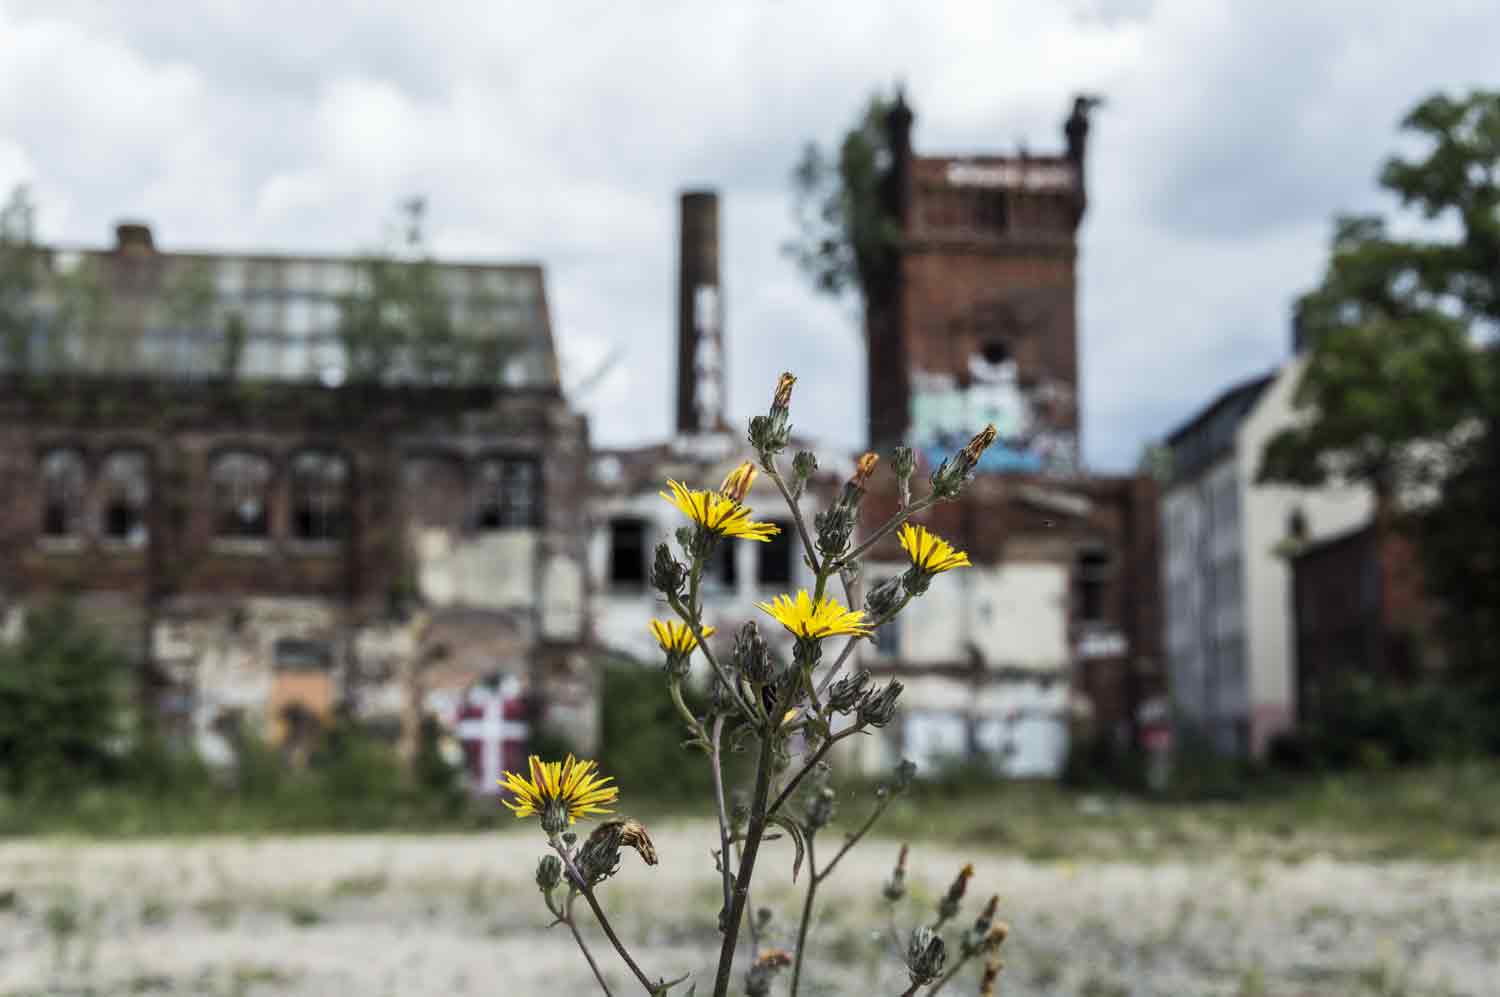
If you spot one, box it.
[709,715,735,921]
[815,592,914,698]
[790,797,891,997]
[550,839,659,995]
[834,494,940,573]
[710,726,778,997]
[564,891,615,997]
[762,457,820,576]
[666,677,706,747]
[924,954,977,996]
[666,584,754,719]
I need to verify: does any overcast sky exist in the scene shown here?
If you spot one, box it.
[3,1,1498,470]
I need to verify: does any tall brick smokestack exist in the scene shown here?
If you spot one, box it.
[676,190,726,435]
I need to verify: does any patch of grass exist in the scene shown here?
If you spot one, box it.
[286,903,324,927]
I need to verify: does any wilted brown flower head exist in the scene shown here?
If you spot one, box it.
[979,958,1003,997]
[853,451,879,487]
[754,949,793,971]
[960,424,998,470]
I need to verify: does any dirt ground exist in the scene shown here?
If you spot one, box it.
[1,821,1496,996]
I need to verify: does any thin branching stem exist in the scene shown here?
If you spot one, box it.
[817,592,914,697]
[564,892,615,996]
[924,955,975,996]
[834,494,940,572]
[766,727,859,819]
[763,457,820,575]
[551,841,659,994]
[711,727,777,997]
[788,833,820,997]
[709,715,735,919]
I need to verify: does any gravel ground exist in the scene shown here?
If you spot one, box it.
[1,822,1496,996]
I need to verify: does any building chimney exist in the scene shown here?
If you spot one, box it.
[114,222,155,254]
[676,190,726,436]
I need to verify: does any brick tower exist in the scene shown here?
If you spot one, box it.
[868,92,1100,475]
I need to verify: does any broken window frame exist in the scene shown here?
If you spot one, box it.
[472,454,541,531]
[211,449,274,541]
[289,449,350,545]
[39,447,87,542]
[99,449,151,548]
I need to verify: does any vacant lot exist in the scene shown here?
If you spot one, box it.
[1,819,1496,997]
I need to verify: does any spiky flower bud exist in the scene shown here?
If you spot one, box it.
[893,445,915,508]
[575,824,622,886]
[535,855,562,893]
[651,543,685,598]
[750,374,797,457]
[963,894,1000,955]
[929,423,999,499]
[858,679,903,728]
[805,785,837,832]
[792,450,818,496]
[813,503,857,559]
[902,563,933,598]
[936,862,975,924]
[771,372,796,414]
[827,668,873,714]
[905,926,947,986]
[864,575,905,621]
[732,621,774,686]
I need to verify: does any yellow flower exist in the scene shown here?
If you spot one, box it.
[757,590,872,640]
[660,479,780,542]
[500,754,618,831]
[899,523,971,575]
[649,618,714,654]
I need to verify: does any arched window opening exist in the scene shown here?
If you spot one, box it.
[100,451,150,546]
[40,449,86,538]
[212,451,272,538]
[291,452,349,542]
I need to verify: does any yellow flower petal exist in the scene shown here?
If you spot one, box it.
[756,589,872,640]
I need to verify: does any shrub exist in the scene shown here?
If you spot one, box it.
[0,601,128,796]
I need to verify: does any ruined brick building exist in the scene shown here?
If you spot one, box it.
[0,224,593,769]
[854,92,1163,774]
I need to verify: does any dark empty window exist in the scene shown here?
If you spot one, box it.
[475,456,540,530]
[40,449,86,538]
[291,452,349,542]
[212,451,272,538]
[100,451,149,546]
[980,339,1011,367]
[1075,548,1113,623]
[757,522,794,586]
[713,540,738,588]
[609,518,647,586]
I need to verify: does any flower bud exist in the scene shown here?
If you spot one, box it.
[858,679,903,728]
[853,452,879,487]
[963,895,1000,956]
[576,819,658,886]
[535,855,562,893]
[813,504,857,559]
[792,450,818,482]
[929,423,998,499]
[732,621,774,686]
[905,926,947,986]
[864,575,905,621]
[720,461,757,503]
[744,948,793,997]
[771,372,796,415]
[936,862,974,924]
[805,785,837,831]
[827,669,873,714]
[893,446,915,508]
[651,542,686,598]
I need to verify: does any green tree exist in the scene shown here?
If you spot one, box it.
[0,602,127,796]
[0,186,41,372]
[1258,89,1500,678]
[784,92,903,302]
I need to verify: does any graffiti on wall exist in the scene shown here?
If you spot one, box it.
[909,355,1078,474]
